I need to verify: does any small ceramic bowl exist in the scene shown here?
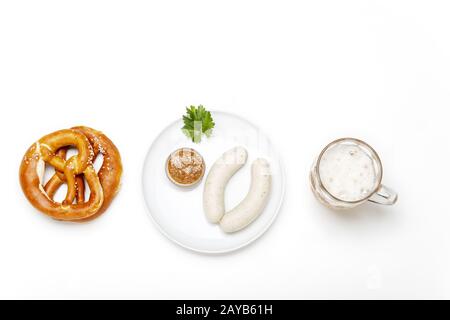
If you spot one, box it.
[165,148,205,187]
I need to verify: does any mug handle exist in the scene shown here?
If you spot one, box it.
[368,185,398,205]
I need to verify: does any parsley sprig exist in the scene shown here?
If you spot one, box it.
[182,105,215,143]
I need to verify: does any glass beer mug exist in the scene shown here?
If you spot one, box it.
[310,138,398,210]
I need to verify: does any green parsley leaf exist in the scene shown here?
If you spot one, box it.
[181,105,215,143]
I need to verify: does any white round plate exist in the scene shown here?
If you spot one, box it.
[142,111,285,254]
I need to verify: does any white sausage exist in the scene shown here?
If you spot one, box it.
[203,147,248,223]
[219,158,271,233]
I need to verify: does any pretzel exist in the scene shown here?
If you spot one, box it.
[19,127,122,222]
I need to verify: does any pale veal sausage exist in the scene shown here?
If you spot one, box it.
[203,147,248,223]
[219,158,271,233]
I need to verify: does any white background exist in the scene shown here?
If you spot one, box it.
[0,0,449,299]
